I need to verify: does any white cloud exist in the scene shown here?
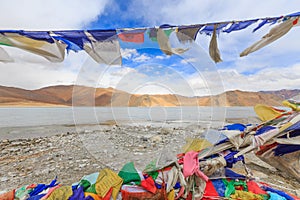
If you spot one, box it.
[180,58,198,64]
[105,62,221,96]
[0,61,78,90]
[0,0,109,30]
[120,48,138,59]
[131,0,300,26]
[0,46,89,89]
[95,66,137,88]
[132,54,151,62]
[155,55,165,59]
[219,63,300,91]
[0,0,111,89]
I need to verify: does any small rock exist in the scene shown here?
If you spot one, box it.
[48,160,55,164]
[133,152,143,156]
[9,147,20,152]
[23,147,31,153]
[79,164,86,168]
[1,177,8,182]
[150,135,162,143]
[49,168,55,172]
[92,164,99,168]
[160,128,171,135]
[46,157,54,161]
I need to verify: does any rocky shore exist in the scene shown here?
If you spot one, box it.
[1,122,299,196]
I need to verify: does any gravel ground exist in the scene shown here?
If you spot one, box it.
[0,123,299,196]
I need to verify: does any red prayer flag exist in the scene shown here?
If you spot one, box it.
[118,32,144,43]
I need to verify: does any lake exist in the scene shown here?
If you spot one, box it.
[0,106,256,128]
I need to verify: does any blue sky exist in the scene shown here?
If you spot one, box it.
[0,0,299,96]
[87,0,146,29]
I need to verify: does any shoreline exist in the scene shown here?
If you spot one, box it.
[0,115,260,141]
[0,103,70,107]
[0,118,257,141]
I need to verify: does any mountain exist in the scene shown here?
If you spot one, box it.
[260,89,300,100]
[210,90,284,106]
[0,85,291,107]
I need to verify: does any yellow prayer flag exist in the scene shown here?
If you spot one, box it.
[182,138,212,153]
[95,168,123,200]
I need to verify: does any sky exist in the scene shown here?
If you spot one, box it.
[0,0,299,96]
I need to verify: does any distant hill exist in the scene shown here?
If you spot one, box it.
[0,85,293,107]
[260,89,300,99]
[208,90,285,106]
